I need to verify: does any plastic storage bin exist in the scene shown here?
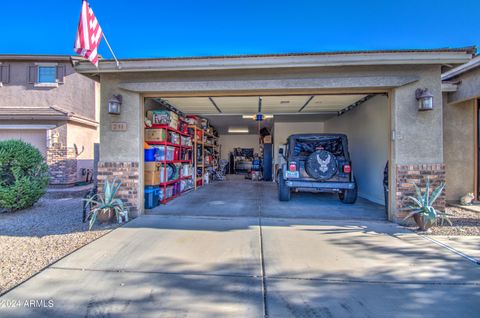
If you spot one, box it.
[181,164,192,177]
[144,186,160,209]
[169,132,180,145]
[144,148,156,162]
[166,186,174,198]
[181,136,191,146]
[154,146,175,161]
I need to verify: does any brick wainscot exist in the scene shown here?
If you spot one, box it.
[46,142,77,187]
[395,164,446,223]
[97,162,139,217]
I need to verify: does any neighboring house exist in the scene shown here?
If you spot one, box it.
[442,55,480,202]
[73,47,475,221]
[0,54,99,187]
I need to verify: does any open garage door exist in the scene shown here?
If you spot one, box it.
[142,93,389,220]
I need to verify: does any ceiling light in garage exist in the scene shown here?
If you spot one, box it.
[228,127,249,133]
[242,114,273,120]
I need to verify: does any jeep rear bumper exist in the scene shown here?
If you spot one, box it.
[285,180,355,190]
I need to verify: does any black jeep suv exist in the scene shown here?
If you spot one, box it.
[277,134,357,203]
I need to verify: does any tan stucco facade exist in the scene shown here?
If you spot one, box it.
[443,99,476,201]
[443,65,480,201]
[0,55,99,185]
[74,49,472,220]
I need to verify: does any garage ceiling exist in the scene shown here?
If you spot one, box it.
[155,94,372,134]
[163,94,367,115]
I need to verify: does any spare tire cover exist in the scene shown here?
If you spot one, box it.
[305,150,338,180]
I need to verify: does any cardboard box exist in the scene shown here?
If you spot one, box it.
[144,162,161,173]
[145,129,166,142]
[263,135,272,144]
[144,170,160,186]
[169,118,179,130]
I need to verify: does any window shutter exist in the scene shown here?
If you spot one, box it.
[27,65,38,84]
[56,65,66,84]
[1,64,10,84]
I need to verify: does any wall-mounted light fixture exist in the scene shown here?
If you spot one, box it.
[108,94,122,115]
[415,88,434,111]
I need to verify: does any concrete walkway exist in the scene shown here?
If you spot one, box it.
[1,214,479,318]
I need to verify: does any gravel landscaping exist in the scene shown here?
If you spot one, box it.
[409,206,480,236]
[0,197,118,295]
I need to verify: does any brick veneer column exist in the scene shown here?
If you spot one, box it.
[97,161,139,217]
[395,164,446,223]
[46,142,78,187]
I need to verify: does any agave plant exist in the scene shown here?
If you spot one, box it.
[83,177,129,230]
[403,178,451,230]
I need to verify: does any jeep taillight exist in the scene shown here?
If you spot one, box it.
[289,162,297,172]
[343,164,351,173]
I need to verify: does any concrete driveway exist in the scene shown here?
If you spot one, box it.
[1,214,479,318]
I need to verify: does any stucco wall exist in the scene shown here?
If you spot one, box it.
[66,123,99,182]
[443,98,476,201]
[392,65,443,165]
[99,75,142,163]
[447,68,480,104]
[273,121,325,165]
[0,61,96,120]
[324,95,389,204]
[218,134,261,160]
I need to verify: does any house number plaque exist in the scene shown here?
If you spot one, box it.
[111,122,128,131]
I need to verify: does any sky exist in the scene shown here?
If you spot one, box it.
[1,0,478,59]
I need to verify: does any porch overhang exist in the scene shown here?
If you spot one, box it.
[72,48,474,75]
[117,76,420,94]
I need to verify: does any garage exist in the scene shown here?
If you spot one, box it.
[73,48,472,223]
[141,93,389,219]
[0,128,47,156]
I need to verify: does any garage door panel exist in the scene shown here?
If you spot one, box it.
[0,129,47,155]
[304,95,367,112]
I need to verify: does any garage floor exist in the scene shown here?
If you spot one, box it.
[148,175,387,220]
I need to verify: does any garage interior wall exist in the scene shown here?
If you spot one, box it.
[273,121,325,165]
[324,95,389,204]
[218,134,261,160]
[0,129,47,156]
[443,98,476,201]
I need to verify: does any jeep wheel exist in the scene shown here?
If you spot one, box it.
[278,170,291,201]
[339,179,357,204]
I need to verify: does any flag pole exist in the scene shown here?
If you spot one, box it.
[102,33,121,69]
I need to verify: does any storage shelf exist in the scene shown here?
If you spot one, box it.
[204,132,217,139]
[147,142,192,149]
[159,178,180,186]
[147,159,191,164]
[148,124,190,137]
[158,175,192,186]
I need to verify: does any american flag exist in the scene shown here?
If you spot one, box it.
[74,0,103,67]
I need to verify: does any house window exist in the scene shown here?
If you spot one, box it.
[38,66,57,84]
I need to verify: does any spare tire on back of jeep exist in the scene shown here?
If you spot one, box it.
[305,150,338,180]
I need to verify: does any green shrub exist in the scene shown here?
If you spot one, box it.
[0,140,49,211]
